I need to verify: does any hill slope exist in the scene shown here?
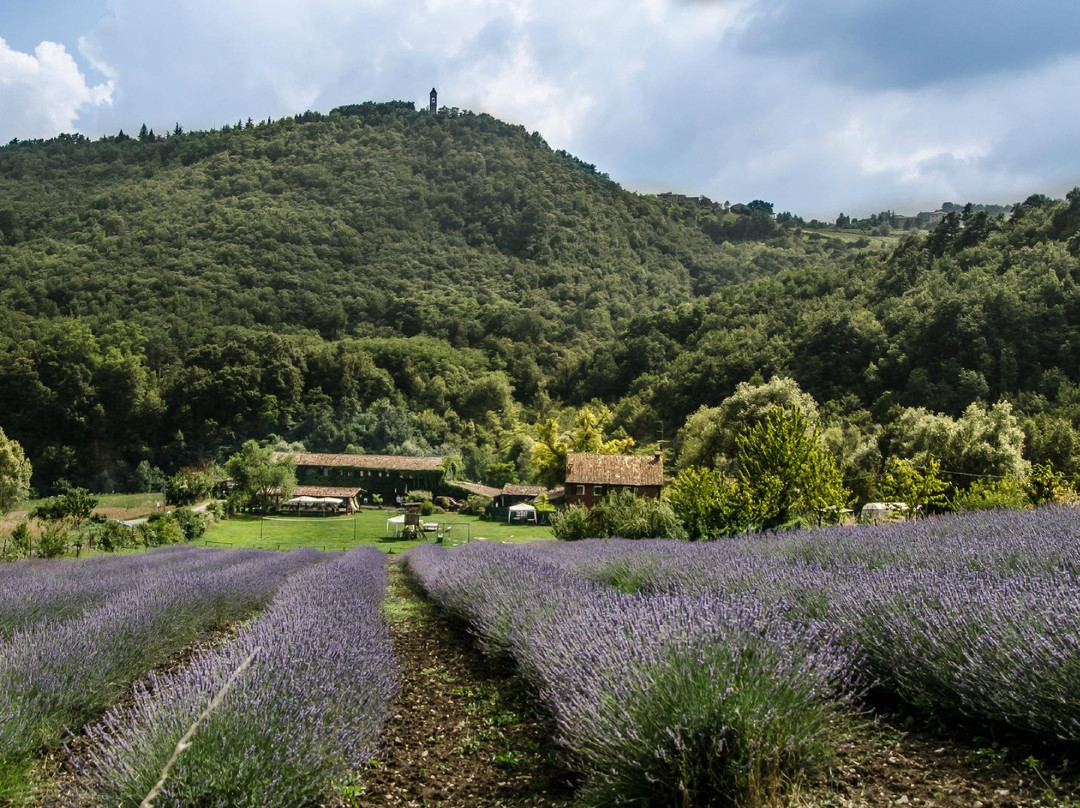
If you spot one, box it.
[2,101,1079,493]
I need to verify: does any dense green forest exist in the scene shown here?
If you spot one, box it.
[2,100,1079,499]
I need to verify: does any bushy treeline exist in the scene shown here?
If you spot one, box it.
[2,101,1080,497]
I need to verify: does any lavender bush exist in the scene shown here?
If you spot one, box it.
[407,543,857,807]
[525,506,1080,743]
[0,546,244,639]
[76,546,398,807]
[0,547,326,790]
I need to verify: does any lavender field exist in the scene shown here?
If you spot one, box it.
[0,545,398,806]
[405,505,1080,806]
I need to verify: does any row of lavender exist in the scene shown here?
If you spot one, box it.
[0,545,258,640]
[407,542,858,806]
[74,546,398,807]
[0,546,329,792]
[529,507,1080,740]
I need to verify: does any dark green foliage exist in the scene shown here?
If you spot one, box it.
[1,103,1080,492]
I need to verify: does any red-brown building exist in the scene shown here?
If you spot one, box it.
[564,451,664,508]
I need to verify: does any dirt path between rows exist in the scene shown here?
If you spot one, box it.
[362,562,1080,808]
[354,563,576,808]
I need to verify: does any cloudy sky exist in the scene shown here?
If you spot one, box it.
[2,0,1079,220]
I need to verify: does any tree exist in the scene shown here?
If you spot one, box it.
[746,199,774,216]
[879,457,949,519]
[888,402,1028,484]
[734,406,848,529]
[676,377,820,471]
[530,418,568,488]
[667,466,749,540]
[225,441,296,512]
[0,428,32,516]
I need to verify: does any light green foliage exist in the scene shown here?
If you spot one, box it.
[551,489,686,541]
[3,521,31,559]
[529,405,635,487]
[667,466,747,540]
[889,401,1029,483]
[0,428,32,515]
[460,494,491,516]
[952,476,1030,512]
[1026,461,1074,505]
[879,457,950,519]
[549,504,592,541]
[735,406,848,529]
[676,377,820,471]
[138,513,184,546]
[528,419,568,489]
[225,441,295,512]
[36,522,69,558]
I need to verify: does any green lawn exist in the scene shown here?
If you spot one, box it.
[201,509,554,554]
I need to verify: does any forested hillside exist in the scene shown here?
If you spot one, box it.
[1,100,1079,496]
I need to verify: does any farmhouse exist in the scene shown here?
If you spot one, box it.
[564,451,664,508]
[273,452,453,501]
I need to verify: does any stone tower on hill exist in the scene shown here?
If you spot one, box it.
[429,88,437,113]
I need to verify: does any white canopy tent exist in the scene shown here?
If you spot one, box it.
[385,513,438,537]
[507,502,538,524]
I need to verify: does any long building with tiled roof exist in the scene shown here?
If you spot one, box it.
[274,452,452,501]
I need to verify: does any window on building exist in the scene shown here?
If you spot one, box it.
[574,484,585,496]
[593,485,604,498]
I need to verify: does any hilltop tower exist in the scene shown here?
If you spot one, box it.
[429,88,438,114]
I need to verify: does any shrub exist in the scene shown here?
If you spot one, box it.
[85,517,137,552]
[550,504,593,540]
[4,521,31,559]
[460,494,491,516]
[37,523,69,558]
[165,468,217,506]
[952,477,1029,512]
[139,514,184,547]
[1026,462,1074,505]
[172,507,207,541]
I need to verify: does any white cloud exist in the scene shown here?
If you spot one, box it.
[0,37,113,142]
[11,0,1077,219]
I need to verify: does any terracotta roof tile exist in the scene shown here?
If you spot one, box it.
[499,484,548,497]
[450,481,502,499]
[564,451,664,487]
[274,452,446,472]
[292,485,364,498]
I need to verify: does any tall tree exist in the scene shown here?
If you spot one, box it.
[225,441,296,512]
[735,406,847,529]
[0,428,32,515]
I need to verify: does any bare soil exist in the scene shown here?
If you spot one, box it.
[371,564,1080,808]
[809,711,1080,807]
[352,564,576,808]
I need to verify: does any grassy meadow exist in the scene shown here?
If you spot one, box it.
[200,509,554,554]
